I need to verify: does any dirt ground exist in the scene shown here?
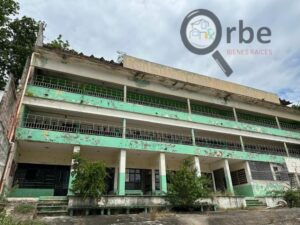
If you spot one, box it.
[36,208,300,225]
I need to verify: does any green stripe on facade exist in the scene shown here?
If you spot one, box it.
[118,172,125,196]
[25,85,300,140]
[16,127,285,163]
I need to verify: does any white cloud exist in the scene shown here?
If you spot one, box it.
[18,0,300,102]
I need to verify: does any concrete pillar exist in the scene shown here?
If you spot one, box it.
[123,85,127,102]
[232,107,238,122]
[118,150,126,196]
[223,159,234,195]
[187,98,192,116]
[191,128,196,146]
[275,116,281,129]
[151,169,156,193]
[239,136,245,151]
[244,161,253,183]
[68,146,80,196]
[194,156,201,177]
[159,153,167,194]
[283,142,290,157]
[113,167,118,194]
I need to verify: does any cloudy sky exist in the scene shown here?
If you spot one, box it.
[18,0,300,103]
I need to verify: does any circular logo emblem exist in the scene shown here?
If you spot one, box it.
[180,9,222,55]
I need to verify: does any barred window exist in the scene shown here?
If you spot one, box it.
[231,169,247,186]
[249,161,274,181]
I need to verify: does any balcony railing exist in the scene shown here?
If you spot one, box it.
[244,144,286,156]
[32,75,124,101]
[30,75,300,134]
[288,147,300,158]
[19,114,292,158]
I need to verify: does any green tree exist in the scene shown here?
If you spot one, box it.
[283,189,300,208]
[46,34,70,50]
[71,153,107,198]
[0,0,39,89]
[167,158,212,210]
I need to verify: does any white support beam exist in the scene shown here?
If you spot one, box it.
[159,153,167,194]
[224,159,234,195]
[118,150,126,196]
[194,156,201,177]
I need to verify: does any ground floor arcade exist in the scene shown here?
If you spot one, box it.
[7,141,294,198]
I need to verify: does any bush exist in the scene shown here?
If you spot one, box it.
[283,189,300,208]
[167,158,212,210]
[71,153,107,198]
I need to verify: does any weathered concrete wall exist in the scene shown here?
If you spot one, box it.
[0,78,17,185]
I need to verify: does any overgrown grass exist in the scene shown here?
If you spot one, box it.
[0,213,44,225]
[14,204,35,214]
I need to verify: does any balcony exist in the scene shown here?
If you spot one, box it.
[18,114,293,159]
[27,74,300,140]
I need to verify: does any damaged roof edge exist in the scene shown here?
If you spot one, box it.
[33,46,300,116]
[122,55,280,105]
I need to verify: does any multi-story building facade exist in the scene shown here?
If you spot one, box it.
[3,46,300,199]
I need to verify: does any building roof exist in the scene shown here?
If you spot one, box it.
[122,55,280,104]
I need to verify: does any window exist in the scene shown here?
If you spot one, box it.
[249,161,274,181]
[231,169,247,186]
[271,163,289,181]
[125,169,141,190]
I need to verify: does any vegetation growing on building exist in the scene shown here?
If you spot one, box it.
[167,158,212,210]
[71,153,107,198]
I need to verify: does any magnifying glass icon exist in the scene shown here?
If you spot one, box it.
[180,9,233,77]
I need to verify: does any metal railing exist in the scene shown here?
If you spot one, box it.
[244,143,287,156]
[191,104,235,121]
[288,147,300,158]
[127,91,188,112]
[21,114,293,158]
[280,120,300,132]
[237,112,278,129]
[23,114,123,138]
[195,137,242,151]
[32,75,124,101]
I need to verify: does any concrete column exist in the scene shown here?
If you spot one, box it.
[295,173,300,188]
[191,128,196,146]
[122,119,126,139]
[123,85,127,102]
[232,107,238,122]
[223,159,234,195]
[239,136,245,152]
[187,98,192,115]
[194,156,201,177]
[275,116,281,129]
[283,142,290,157]
[151,169,156,193]
[113,167,118,193]
[68,146,80,196]
[159,153,167,194]
[244,161,253,183]
[118,150,126,196]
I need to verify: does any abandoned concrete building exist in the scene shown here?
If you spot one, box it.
[1,46,300,203]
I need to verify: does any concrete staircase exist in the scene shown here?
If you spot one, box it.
[245,198,266,208]
[37,196,68,216]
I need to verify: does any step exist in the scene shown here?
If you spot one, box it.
[37,205,68,212]
[37,210,68,216]
[39,196,68,201]
[38,201,68,206]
